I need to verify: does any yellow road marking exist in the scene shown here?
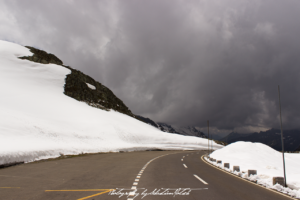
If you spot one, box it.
[46,189,110,192]
[0,187,20,189]
[45,189,114,200]
[78,189,113,200]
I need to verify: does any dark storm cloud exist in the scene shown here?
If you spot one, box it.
[1,0,300,134]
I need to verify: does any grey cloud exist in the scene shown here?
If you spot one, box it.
[1,0,300,135]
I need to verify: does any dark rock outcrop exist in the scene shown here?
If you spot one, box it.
[157,122,178,133]
[64,68,135,117]
[136,115,159,128]
[19,46,63,65]
[18,46,135,118]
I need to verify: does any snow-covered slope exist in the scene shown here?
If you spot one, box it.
[0,40,223,165]
[209,142,300,198]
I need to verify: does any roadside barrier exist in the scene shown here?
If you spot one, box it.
[224,163,230,169]
[273,177,285,186]
[248,170,257,177]
[233,166,240,172]
[203,155,297,200]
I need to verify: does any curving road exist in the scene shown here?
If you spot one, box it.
[0,150,293,200]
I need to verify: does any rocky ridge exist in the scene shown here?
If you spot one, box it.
[19,46,135,118]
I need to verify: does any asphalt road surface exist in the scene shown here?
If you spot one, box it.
[0,150,293,200]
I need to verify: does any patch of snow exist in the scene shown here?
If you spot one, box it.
[86,83,96,90]
[0,40,223,165]
[206,141,300,198]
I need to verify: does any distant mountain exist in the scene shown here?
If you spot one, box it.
[220,132,253,143]
[220,129,300,151]
[207,133,223,140]
[135,115,159,128]
[157,122,178,134]
[136,116,207,138]
[172,126,207,138]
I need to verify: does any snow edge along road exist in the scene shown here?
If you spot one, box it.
[201,155,297,200]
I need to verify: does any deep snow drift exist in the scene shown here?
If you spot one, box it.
[208,142,300,198]
[0,40,222,165]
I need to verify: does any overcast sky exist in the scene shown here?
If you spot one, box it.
[1,0,300,135]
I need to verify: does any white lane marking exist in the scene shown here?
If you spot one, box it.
[129,192,135,196]
[128,153,178,200]
[194,174,208,185]
[135,179,139,182]
[183,164,187,168]
[181,159,183,161]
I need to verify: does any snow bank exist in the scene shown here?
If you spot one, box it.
[86,82,96,90]
[0,40,223,165]
[207,141,300,198]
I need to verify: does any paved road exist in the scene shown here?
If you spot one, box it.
[0,150,293,200]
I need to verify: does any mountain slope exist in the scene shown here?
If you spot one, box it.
[157,122,178,134]
[220,132,252,143]
[135,115,159,128]
[136,115,208,138]
[0,40,223,165]
[19,46,135,117]
[136,115,207,138]
[220,129,300,151]
[172,126,207,138]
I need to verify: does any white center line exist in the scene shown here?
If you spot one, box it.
[194,174,208,185]
[129,191,135,196]
[127,153,177,200]
[183,164,187,168]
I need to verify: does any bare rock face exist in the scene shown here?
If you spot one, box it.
[18,46,136,118]
[64,68,135,118]
[19,46,63,65]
